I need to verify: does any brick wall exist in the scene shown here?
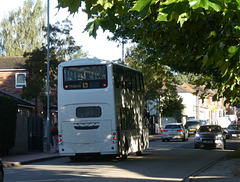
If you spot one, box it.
[0,70,25,97]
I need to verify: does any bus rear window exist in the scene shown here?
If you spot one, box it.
[63,65,107,89]
[76,106,102,118]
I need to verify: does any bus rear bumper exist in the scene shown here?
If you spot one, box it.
[58,143,118,156]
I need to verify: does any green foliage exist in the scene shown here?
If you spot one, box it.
[0,96,17,154]
[0,0,46,56]
[125,46,184,120]
[22,46,58,101]
[45,19,88,61]
[57,0,240,104]
[22,19,88,103]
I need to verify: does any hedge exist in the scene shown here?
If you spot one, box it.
[0,95,18,154]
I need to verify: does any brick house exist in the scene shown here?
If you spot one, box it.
[0,56,59,153]
[0,56,58,120]
[0,56,45,117]
[180,83,237,123]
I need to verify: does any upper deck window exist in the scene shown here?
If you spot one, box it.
[63,65,107,89]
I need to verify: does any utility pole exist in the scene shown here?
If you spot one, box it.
[46,0,50,151]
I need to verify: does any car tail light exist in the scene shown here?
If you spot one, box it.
[162,130,168,132]
[177,129,183,132]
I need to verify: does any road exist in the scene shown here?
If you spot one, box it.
[4,137,240,182]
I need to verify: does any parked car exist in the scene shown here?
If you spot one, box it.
[0,158,3,182]
[162,123,188,142]
[194,125,226,150]
[185,120,202,135]
[226,124,240,139]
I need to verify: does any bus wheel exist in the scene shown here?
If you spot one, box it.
[122,139,129,160]
[136,136,144,156]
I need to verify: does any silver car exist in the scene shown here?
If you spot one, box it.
[194,125,226,150]
[162,123,188,142]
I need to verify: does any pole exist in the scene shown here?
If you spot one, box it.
[122,39,124,62]
[46,0,50,151]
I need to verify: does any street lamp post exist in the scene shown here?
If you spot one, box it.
[46,0,50,151]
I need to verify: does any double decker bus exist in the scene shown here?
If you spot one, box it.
[58,58,149,160]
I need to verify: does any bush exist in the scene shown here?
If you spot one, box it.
[0,96,18,154]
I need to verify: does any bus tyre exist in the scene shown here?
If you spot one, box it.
[122,139,129,160]
[136,136,144,156]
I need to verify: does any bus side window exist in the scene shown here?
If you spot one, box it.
[120,108,127,130]
[139,74,144,92]
[132,72,137,91]
[136,73,140,92]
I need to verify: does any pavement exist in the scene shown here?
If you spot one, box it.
[1,134,240,182]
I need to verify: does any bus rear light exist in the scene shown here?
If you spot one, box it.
[112,132,117,142]
[162,130,168,132]
[58,134,63,144]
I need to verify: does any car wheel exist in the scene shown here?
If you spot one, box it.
[221,142,225,150]
[221,144,225,150]
[162,139,165,142]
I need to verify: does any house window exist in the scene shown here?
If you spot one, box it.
[15,73,26,88]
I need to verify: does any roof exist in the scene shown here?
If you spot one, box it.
[181,83,216,97]
[176,85,193,93]
[0,90,34,108]
[0,56,26,69]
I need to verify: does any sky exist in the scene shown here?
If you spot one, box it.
[0,0,131,60]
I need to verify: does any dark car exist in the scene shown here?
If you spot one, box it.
[0,159,3,182]
[226,124,240,139]
[194,125,226,150]
[185,120,201,135]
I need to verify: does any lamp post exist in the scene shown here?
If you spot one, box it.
[158,97,163,132]
[46,0,50,151]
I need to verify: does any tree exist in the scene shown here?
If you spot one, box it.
[22,19,88,105]
[125,46,184,121]
[46,19,88,61]
[0,0,46,56]
[57,0,240,104]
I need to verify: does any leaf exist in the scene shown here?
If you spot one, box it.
[157,1,190,23]
[157,12,168,21]
[131,0,154,18]
[84,21,99,38]
[95,0,114,9]
[189,0,222,11]
[177,13,188,26]
[228,46,239,58]
[96,17,116,32]
[57,0,82,14]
